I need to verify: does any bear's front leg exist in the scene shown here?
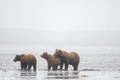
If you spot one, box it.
[24,64,27,70]
[52,66,57,71]
[65,63,68,70]
[60,62,63,70]
[21,62,24,70]
[48,64,51,71]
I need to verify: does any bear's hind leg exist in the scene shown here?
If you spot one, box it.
[73,63,78,70]
[52,65,58,71]
[33,64,36,71]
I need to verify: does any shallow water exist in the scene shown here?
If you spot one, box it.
[0,70,80,80]
[0,70,120,80]
[0,54,120,80]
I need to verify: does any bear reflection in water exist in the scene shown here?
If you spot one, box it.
[20,70,80,80]
[19,70,79,80]
[47,71,79,79]
[20,70,37,76]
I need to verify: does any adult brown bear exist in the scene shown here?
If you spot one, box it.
[41,52,61,70]
[13,54,37,71]
[54,49,80,70]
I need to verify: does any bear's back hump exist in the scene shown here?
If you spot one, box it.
[69,52,80,61]
[22,54,36,62]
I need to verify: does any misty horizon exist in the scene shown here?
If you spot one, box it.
[0,27,120,46]
[0,0,120,54]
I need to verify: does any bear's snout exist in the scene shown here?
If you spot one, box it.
[40,55,43,57]
[13,59,17,62]
[13,59,16,62]
[54,54,56,56]
[54,54,57,57]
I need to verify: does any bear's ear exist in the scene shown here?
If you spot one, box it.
[43,52,48,55]
[59,50,63,53]
[59,49,62,52]
[43,52,47,53]
[55,49,61,51]
[56,49,63,53]
[55,49,58,51]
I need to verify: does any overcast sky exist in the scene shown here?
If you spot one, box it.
[0,0,120,46]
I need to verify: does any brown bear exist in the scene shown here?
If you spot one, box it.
[54,49,80,70]
[13,54,37,71]
[41,52,61,71]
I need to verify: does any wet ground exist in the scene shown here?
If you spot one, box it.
[0,54,120,80]
[0,69,120,80]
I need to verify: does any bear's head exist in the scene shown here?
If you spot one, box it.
[13,54,24,62]
[13,55,21,62]
[41,52,48,59]
[54,49,66,58]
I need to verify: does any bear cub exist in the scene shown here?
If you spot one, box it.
[41,52,61,71]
